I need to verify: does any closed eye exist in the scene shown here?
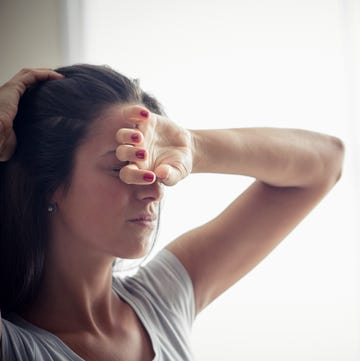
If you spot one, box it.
[112,161,129,172]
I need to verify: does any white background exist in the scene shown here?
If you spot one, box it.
[1,0,359,360]
[77,1,359,360]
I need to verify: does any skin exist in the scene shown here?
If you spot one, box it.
[0,68,64,161]
[23,105,164,361]
[0,73,344,360]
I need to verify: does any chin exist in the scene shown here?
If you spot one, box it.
[116,238,153,260]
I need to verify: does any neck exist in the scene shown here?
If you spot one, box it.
[22,234,120,335]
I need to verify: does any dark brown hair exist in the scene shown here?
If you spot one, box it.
[0,64,164,314]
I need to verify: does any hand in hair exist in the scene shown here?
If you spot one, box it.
[115,105,193,186]
[0,68,63,161]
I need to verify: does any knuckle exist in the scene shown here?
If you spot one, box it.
[21,68,36,76]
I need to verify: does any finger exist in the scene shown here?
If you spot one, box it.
[115,128,143,145]
[7,68,64,95]
[119,164,156,185]
[16,67,63,78]
[0,129,16,161]
[0,120,9,150]
[154,164,183,186]
[121,104,151,128]
[115,144,147,162]
[0,120,5,152]
[18,68,64,87]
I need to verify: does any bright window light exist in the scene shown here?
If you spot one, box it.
[68,0,360,359]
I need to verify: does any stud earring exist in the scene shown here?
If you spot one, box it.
[47,202,58,213]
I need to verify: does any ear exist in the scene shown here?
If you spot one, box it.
[50,184,67,206]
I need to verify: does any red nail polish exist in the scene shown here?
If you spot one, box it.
[143,173,154,182]
[131,133,140,142]
[140,110,149,118]
[135,150,145,159]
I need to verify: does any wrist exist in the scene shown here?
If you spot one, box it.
[189,129,205,174]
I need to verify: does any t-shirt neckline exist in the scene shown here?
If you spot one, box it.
[8,279,159,361]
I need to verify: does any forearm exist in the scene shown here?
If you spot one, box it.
[190,128,344,188]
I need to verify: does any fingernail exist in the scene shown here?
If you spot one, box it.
[143,173,154,182]
[140,110,149,118]
[135,150,145,159]
[131,133,140,142]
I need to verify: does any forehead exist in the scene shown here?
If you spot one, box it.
[91,103,135,135]
[80,103,134,155]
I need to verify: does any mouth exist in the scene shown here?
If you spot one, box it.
[128,214,157,228]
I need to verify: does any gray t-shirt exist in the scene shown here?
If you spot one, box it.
[1,249,196,360]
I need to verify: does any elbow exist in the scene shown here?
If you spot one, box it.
[331,136,345,182]
[316,135,345,188]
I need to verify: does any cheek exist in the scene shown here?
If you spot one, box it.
[95,185,129,211]
[63,173,130,220]
[59,180,132,247]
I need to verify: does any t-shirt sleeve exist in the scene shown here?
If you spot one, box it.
[1,318,35,360]
[118,248,196,328]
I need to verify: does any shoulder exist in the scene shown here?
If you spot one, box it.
[113,249,196,359]
[1,314,79,361]
[113,248,196,322]
[1,316,36,360]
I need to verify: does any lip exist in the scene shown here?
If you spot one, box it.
[128,214,157,228]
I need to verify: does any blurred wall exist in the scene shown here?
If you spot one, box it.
[0,0,63,83]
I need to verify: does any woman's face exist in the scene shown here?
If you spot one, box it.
[51,104,163,261]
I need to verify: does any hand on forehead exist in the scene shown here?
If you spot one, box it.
[114,103,192,187]
[108,104,151,130]
[114,104,158,185]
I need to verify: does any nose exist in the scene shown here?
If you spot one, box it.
[135,181,164,203]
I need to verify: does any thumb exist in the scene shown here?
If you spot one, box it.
[154,164,183,186]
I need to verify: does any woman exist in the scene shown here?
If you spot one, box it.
[0,65,344,361]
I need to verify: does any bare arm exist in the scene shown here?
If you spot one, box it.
[113,109,344,316]
[166,127,344,315]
